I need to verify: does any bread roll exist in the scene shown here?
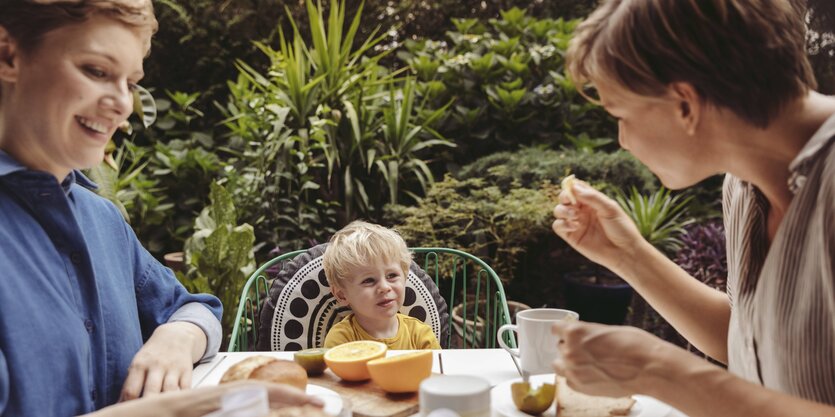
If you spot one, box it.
[556,376,635,417]
[220,355,308,391]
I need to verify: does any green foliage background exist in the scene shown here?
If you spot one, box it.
[109,0,786,344]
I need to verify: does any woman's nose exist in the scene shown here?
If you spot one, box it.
[100,82,133,117]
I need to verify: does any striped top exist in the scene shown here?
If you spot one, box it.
[724,114,835,405]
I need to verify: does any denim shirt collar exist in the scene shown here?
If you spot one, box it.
[0,150,99,193]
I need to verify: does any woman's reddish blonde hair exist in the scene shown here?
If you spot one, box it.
[0,0,157,55]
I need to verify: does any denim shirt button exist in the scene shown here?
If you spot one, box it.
[84,319,95,334]
[70,252,82,265]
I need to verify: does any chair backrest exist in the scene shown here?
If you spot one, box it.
[229,246,515,351]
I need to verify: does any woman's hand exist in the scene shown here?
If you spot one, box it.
[551,320,679,398]
[552,181,646,273]
[120,322,206,401]
[86,381,324,417]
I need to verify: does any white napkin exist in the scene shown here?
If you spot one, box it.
[203,386,270,417]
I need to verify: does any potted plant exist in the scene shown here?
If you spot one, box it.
[562,263,633,325]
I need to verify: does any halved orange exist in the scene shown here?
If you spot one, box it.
[367,350,433,393]
[323,341,387,381]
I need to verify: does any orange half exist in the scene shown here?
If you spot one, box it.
[368,350,434,393]
[323,341,387,381]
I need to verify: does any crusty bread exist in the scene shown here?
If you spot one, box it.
[220,356,308,391]
[220,356,277,383]
[556,376,636,417]
[269,404,331,417]
[561,174,578,204]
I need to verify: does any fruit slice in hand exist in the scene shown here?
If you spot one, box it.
[561,174,578,204]
[294,348,329,375]
[367,350,433,393]
[511,381,556,415]
[323,340,387,381]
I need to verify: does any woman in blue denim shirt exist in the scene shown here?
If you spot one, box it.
[0,1,321,416]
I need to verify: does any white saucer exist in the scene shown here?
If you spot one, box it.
[306,384,344,416]
[491,374,672,417]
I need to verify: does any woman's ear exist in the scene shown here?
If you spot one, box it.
[0,26,19,83]
[669,82,701,135]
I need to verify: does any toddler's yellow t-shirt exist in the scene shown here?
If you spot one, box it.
[324,313,441,349]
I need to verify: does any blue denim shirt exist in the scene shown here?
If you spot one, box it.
[0,152,223,416]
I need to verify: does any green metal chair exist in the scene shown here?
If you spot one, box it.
[228,247,516,351]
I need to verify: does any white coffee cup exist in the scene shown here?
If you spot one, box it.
[497,308,579,376]
[419,375,490,417]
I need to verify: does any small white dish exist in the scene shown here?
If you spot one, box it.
[306,384,344,416]
[491,374,673,417]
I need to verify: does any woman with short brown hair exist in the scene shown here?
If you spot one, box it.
[552,1,835,416]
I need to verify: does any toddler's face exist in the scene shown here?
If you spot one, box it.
[333,258,406,323]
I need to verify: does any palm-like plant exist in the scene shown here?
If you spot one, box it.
[300,0,391,104]
[376,77,454,204]
[615,187,694,255]
[220,0,457,250]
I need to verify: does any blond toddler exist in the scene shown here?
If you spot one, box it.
[322,221,440,349]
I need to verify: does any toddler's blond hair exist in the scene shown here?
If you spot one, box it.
[323,221,412,289]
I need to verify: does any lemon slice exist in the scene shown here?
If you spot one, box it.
[323,341,387,381]
[511,381,556,415]
[561,174,578,204]
[367,350,433,393]
[294,348,329,375]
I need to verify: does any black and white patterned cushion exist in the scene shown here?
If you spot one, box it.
[256,244,449,351]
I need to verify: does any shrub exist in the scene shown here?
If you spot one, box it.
[674,220,727,292]
[399,9,617,167]
[457,147,657,194]
[385,175,558,283]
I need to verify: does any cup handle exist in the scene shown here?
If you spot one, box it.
[497,324,520,358]
[497,324,523,377]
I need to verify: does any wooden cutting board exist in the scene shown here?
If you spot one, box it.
[309,369,428,417]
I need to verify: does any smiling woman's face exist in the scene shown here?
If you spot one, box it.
[0,14,146,181]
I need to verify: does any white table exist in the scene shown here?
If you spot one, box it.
[192,349,688,417]
[193,349,520,388]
